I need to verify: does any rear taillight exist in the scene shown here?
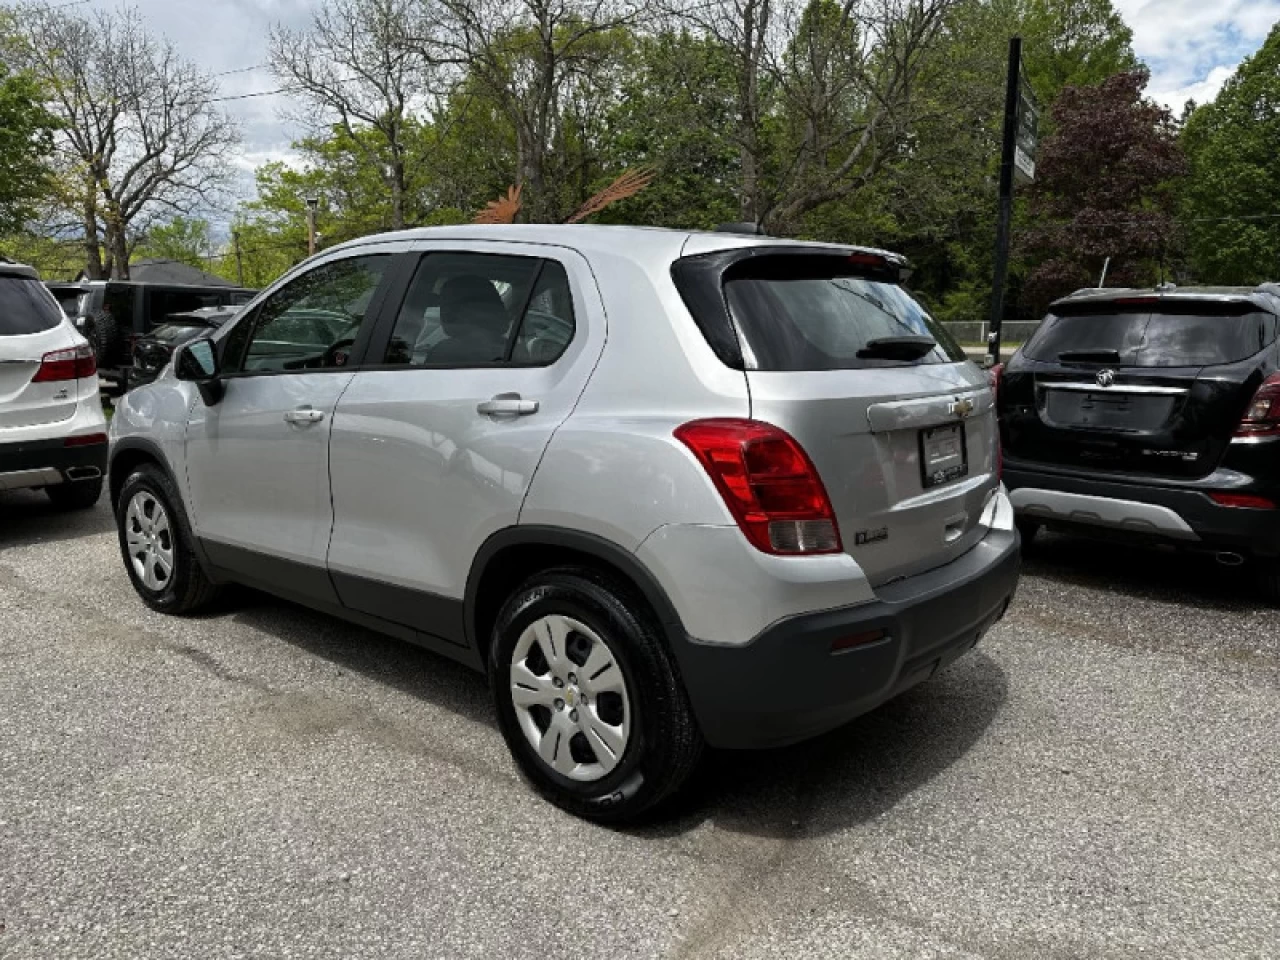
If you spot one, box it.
[32,343,97,382]
[1235,373,1280,438]
[64,432,108,448]
[675,419,842,555]
[988,362,1003,401]
[1208,492,1275,510]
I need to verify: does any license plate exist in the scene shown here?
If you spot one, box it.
[920,423,968,489]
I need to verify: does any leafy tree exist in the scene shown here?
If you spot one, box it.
[3,3,239,279]
[1020,69,1186,312]
[136,217,212,270]
[270,0,437,230]
[1181,23,1280,285]
[0,62,57,233]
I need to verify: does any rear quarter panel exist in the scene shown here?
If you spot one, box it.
[520,243,748,549]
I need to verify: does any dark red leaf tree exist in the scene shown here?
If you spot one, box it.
[1019,69,1187,313]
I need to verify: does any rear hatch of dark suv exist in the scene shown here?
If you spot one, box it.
[1000,291,1279,480]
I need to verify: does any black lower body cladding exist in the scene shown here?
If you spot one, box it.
[669,528,1020,750]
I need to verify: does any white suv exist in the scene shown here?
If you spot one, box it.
[108,226,1020,821]
[0,260,107,509]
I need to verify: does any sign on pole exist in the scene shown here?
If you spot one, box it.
[987,37,1039,368]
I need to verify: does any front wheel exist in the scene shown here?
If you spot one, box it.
[490,568,703,823]
[116,464,219,614]
[1016,517,1041,546]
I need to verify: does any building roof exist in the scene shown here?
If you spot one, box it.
[75,259,236,286]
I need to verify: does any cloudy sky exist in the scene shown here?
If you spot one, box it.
[114,0,1280,215]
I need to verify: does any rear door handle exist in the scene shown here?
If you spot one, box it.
[477,394,539,417]
[283,406,325,425]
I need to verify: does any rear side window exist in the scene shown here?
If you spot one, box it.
[0,277,64,335]
[676,253,965,370]
[383,252,575,367]
[1025,306,1276,367]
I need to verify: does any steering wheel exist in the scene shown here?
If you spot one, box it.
[321,337,357,368]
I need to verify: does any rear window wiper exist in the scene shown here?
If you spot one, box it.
[1057,349,1122,363]
[857,336,936,361]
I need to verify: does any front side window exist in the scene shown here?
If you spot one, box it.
[225,255,389,374]
[384,252,576,367]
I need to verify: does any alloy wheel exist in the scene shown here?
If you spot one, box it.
[124,491,175,592]
[509,614,631,782]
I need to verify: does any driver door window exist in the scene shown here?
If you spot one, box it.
[226,255,389,374]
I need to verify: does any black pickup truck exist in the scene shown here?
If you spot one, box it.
[46,280,256,393]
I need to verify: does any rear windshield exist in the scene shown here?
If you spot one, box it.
[0,277,64,335]
[722,258,966,370]
[148,322,211,345]
[1025,306,1277,367]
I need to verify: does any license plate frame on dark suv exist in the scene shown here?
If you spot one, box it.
[920,423,968,489]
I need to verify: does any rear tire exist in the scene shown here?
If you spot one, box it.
[489,567,703,823]
[116,464,219,614]
[45,478,103,510]
[86,310,120,365]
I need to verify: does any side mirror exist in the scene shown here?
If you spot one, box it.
[175,338,223,405]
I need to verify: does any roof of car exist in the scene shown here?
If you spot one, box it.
[327,223,901,264]
[0,259,40,280]
[1055,284,1280,313]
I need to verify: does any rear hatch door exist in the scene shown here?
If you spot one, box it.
[1001,297,1274,478]
[0,276,82,432]
[713,252,998,585]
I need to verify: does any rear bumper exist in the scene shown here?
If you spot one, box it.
[669,524,1020,749]
[1004,462,1280,555]
[0,436,108,491]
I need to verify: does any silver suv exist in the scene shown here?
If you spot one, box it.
[108,225,1019,821]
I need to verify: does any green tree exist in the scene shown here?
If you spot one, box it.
[136,217,212,270]
[1181,23,1280,285]
[0,61,57,234]
[1020,69,1186,311]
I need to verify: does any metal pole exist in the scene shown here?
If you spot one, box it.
[233,230,244,286]
[987,36,1022,368]
[306,208,316,257]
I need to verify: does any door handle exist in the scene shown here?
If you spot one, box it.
[477,394,539,417]
[283,406,325,425]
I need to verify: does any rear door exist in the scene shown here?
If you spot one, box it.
[326,242,605,639]
[0,275,85,434]
[1001,299,1275,478]
[709,252,998,586]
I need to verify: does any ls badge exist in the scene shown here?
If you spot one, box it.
[855,527,889,546]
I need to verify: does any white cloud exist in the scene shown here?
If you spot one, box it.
[1113,0,1279,106]
[1149,63,1238,110]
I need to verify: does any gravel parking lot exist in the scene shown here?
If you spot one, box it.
[2,491,1278,959]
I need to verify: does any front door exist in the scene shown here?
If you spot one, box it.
[326,244,605,642]
[183,253,394,601]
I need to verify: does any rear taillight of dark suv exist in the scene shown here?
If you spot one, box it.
[1235,373,1280,438]
[675,419,842,555]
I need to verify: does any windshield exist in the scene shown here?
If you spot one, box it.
[0,277,65,335]
[722,258,965,370]
[1025,307,1276,367]
[148,322,212,345]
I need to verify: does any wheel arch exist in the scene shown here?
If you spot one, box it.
[465,526,686,671]
[109,437,174,510]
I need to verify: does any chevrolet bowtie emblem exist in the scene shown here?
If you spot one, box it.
[949,397,975,419]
